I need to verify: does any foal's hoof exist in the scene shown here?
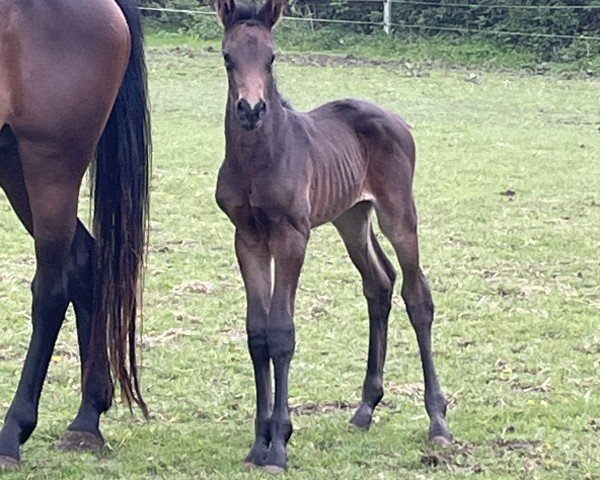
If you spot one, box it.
[0,456,20,472]
[263,446,287,474]
[244,444,268,469]
[429,435,452,447]
[58,430,104,452]
[349,403,373,431]
[263,464,286,475]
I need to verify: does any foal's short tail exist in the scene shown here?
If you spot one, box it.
[90,0,151,417]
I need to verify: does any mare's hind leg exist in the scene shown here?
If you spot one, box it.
[375,195,451,445]
[59,222,112,452]
[333,201,396,430]
[0,145,111,456]
[0,141,90,465]
[0,144,33,470]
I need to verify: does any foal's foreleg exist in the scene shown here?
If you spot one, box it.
[334,203,396,430]
[263,223,308,473]
[59,221,112,451]
[377,203,451,445]
[235,228,273,468]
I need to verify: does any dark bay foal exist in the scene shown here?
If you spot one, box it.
[215,0,451,472]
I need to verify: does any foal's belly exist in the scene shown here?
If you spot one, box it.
[308,182,368,228]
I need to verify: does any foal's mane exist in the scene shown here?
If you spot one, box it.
[225,1,265,27]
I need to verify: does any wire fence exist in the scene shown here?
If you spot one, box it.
[367,0,598,8]
[139,2,600,42]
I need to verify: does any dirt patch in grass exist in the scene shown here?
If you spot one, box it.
[200,45,431,76]
[494,438,542,451]
[421,441,481,473]
[172,280,215,295]
[290,400,359,416]
[421,438,549,474]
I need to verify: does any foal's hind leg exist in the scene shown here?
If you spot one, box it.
[375,196,451,445]
[333,202,396,430]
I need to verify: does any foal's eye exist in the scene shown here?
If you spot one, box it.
[268,54,275,66]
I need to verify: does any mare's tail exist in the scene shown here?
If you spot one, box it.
[90,0,151,416]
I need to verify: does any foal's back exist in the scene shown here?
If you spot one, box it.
[299,98,416,227]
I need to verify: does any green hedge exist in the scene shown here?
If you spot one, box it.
[139,0,599,62]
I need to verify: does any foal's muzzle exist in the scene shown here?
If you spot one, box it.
[236,98,266,130]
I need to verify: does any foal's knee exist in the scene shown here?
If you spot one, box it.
[247,328,269,363]
[266,327,295,363]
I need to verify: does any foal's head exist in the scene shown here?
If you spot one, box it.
[216,0,286,131]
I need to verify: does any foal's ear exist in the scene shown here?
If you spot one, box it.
[258,0,286,29]
[215,0,236,28]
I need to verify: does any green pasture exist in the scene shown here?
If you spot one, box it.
[0,38,598,479]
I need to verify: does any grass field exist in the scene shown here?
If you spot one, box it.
[0,37,599,479]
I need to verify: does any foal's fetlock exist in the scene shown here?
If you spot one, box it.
[245,419,271,468]
[263,418,292,472]
[425,392,448,418]
[244,441,269,468]
[351,378,383,430]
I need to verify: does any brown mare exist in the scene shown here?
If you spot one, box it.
[215,0,451,472]
[0,0,150,469]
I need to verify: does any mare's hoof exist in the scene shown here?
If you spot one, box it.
[263,464,286,475]
[0,456,20,472]
[243,461,259,470]
[58,430,104,452]
[429,435,452,447]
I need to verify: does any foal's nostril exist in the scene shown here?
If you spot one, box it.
[236,99,247,114]
[255,99,266,115]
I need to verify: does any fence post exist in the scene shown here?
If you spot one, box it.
[383,0,391,34]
